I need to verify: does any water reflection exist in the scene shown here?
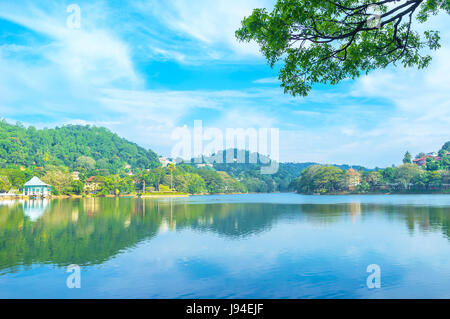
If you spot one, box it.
[0,197,449,274]
[23,199,50,221]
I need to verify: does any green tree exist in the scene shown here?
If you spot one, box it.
[415,152,426,159]
[0,175,11,193]
[395,163,422,190]
[425,170,443,189]
[236,0,447,96]
[149,167,165,191]
[0,168,31,189]
[365,171,382,188]
[380,166,396,183]
[42,167,73,195]
[441,141,450,152]
[295,165,344,193]
[440,154,450,169]
[403,151,412,164]
[100,174,134,195]
[76,156,96,171]
[197,169,226,193]
[168,163,175,190]
[294,165,322,193]
[356,180,370,193]
[243,177,269,193]
[313,166,345,193]
[217,171,247,193]
[426,157,440,171]
[71,180,85,195]
[186,173,207,194]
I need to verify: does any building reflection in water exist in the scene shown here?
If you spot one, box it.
[22,199,50,221]
[84,197,100,216]
[72,207,79,223]
[348,202,362,223]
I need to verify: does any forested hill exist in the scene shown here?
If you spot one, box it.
[188,149,368,192]
[0,120,160,171]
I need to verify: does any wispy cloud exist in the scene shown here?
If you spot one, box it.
[348,47,450,157]
[132,0,274,63]
[253,77,280,84]
[0,1,138,86]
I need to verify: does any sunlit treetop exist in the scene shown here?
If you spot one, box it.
[236,0,449,96]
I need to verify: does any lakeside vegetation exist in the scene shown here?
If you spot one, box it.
[0,120,449,196]
[293,143,450,194]
[0,119,160,171]
[0,121,364,196]
[191,149,367,193]
[0,121,249,196]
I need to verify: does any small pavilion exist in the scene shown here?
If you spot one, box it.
[23,177,52,197]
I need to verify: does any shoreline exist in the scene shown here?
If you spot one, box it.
[0,194,191,200]
[139,194,190,198]
[1,191,449,201]
[297,191,450,195]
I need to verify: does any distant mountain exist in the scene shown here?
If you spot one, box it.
[185,149,369,192]
[0,120,160,172]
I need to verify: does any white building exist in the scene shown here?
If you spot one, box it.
[159,157,175,168]
[23,176,51,197]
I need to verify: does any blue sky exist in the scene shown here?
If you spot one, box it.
[0,0,449,167]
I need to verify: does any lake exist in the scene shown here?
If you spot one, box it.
[0,193,449,299]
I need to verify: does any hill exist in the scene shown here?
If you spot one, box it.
[186,149,369,192]
[440,141,450,154]
[0,120,160,172]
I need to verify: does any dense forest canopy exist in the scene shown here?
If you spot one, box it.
[0,120,160,172]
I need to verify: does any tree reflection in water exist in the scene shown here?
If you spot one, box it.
[0,197,448,274]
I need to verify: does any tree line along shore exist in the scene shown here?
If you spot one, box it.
[293,147,450,195]
[0,120,449,197]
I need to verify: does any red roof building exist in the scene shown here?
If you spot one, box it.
[413,155,434,166]
[413,153,448,166]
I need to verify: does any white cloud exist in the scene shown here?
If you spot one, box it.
[150,48,187,64]
[216,109,278,129]
[0,2,138,87]
[134,0,274,60]
[0,1,141,125]
[253,77,280,84]
[92,87,284,154]
[292,110,322,117]
[349,47,450,158]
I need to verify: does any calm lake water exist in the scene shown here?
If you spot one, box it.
[0,193,449,299]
